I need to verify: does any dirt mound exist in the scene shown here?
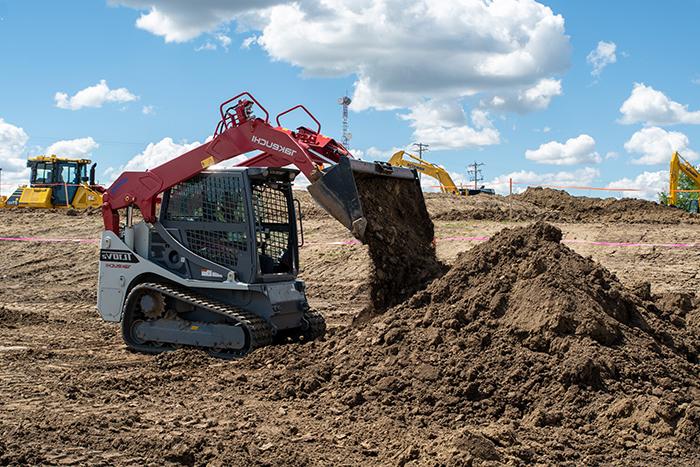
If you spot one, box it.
[516,187,700,224]
[425,192,547,222]
[247,222,700,464]
[355,174,445,311]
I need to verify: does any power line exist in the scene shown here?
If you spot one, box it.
[412,142,429,158]
[467,161,485,190]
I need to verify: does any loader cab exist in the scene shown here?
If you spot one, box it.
[156,168,301,284]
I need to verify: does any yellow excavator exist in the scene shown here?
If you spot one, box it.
[1,155,104,209]
[668,151,700,209]
[388,150,494,195]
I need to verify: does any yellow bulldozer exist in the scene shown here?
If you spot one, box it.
[388,150,494,195]
[1,155,104,209]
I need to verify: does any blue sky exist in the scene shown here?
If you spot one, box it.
[1,0,699,199]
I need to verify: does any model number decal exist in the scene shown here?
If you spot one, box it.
[100,249,139,263]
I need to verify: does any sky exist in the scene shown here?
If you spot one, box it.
[1,0,700,199]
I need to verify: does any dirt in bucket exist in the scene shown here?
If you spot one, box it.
[353,173,445,312]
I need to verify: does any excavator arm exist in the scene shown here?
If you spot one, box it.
[388,151,460,195]
[669,151,700,206]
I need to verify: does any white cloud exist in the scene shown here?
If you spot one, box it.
[264,1,570,112]
[619,83,700,125]
[490,167,599,195]
[195,32,231,52]
[55,80,138,110]
[400,100,500,150]
[45,137,99,159]
[241,35,258,49]
[485,78,562,113]
[111,0,279,43]
[215,33,231,50]
[115,0,570,113]
[525,134,601,165]
[0,118,30,195]
[114,0,572,151]
[587,41,617,76]
[606,170,667,201]
[623,126,698,165]
[142,105,155,115]
[195,42,217,52]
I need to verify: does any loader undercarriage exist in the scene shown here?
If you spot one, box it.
[121,283,325,358]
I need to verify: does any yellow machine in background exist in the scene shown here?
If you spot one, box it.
[668,151,700,207]
[389,150,464,194]
[388,150,494,195]
[2,155,104,209]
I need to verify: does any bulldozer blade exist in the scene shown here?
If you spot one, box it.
[307,156,419,242]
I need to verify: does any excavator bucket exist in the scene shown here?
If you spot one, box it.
[308,156,425,242]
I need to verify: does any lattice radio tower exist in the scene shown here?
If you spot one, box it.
[338,95,352,147]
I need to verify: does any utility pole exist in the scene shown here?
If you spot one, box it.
[412,142,429,159]
[467,161,485,190]
[338,95,352,147]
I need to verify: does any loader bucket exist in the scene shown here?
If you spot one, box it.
[307,156,424,242]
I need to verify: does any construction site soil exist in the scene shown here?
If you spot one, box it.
[2,192,700,466]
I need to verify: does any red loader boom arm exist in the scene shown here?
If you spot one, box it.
[102,92,352,233]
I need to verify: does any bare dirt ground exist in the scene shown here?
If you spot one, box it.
[1,193,700,465]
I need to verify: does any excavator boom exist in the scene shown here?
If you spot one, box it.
[669,151,700,206]
[388,150,461,195]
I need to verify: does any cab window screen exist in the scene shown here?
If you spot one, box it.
[166,174,246,223]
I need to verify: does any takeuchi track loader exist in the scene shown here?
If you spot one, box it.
[97,92,426,357]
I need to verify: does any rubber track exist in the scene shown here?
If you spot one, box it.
[123,282,273,357]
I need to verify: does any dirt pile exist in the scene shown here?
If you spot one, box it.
[425,192,547,222]
[354,174,444,310]
[516,187,700,224]
[248,222,700,464]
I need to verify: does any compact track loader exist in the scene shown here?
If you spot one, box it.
[98,92,427,357]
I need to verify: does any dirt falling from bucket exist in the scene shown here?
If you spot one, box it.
[354,173,445,313]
